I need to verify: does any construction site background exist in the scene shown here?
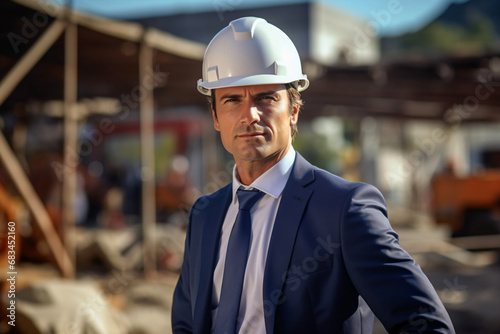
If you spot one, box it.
[1,0,500,333]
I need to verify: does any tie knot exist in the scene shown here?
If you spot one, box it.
[236,188,265,211]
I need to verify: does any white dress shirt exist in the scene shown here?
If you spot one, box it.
[211,147,296,334]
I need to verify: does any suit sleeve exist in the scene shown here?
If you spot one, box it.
[341,183,455,333]
[171,204,195,333]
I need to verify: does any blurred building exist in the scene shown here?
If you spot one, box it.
[133,2,380,67]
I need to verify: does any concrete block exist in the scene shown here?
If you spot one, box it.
[3,279,130,334]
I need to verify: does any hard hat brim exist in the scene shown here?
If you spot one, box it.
[197,74,309,96]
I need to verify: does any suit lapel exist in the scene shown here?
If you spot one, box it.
[263,153,314,334]
[193,184,232,334]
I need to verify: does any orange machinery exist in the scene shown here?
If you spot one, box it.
[432,171,500,236]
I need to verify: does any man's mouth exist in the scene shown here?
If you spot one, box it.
[237,132,265,139]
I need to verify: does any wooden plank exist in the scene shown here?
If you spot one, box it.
[401,238,495,267]
[0,132,73,277]
[74,11,143,43]
[144,28,204,61]
[61,21,78,278]
[450,235,500,251]
[0,19,66,107]
[139,41,157,278]
[12,0,205,60]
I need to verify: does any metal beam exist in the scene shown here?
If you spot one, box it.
[0,19,66,107]
[0,131,73,277]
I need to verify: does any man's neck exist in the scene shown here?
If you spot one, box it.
[235,145,290,185]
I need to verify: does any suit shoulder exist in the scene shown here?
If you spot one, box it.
[192,183,231,210]
[311,166,385,201]
[312,166,362,190]
[294,153,382,199]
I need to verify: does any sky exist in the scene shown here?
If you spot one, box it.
[51,0,470,36]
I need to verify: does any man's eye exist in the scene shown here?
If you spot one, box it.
[259,96,274,101]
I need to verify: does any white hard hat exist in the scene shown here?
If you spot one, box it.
[197,17,309,96]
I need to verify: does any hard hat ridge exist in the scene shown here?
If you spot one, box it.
[230,16,264,40]
[197,16,309,96]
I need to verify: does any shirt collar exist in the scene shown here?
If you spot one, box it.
[232,146,296,201]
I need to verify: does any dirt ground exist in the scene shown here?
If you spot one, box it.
[2,217,499,333]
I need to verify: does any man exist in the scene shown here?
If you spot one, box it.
[172,17,455,334]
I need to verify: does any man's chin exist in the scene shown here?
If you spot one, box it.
[235,146,269,162]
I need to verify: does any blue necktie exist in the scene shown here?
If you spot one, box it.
[214,188,265,334]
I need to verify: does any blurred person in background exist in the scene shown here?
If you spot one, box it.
[156,154,197,226]
[172,17,455,334]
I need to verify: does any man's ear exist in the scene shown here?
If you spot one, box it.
[290,103,299,126]
[212,107,220,131]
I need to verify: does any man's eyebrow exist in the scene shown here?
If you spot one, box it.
[254,90,280,98]
[219,89,281,102]
[219,94,242,101]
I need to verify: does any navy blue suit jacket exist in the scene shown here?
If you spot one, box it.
[172,153,455,333]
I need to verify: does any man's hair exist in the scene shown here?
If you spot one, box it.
[208,83,304,138]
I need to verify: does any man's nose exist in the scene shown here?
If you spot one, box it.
[240,103,260,125]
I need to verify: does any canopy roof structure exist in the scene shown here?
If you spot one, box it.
[302,54,500,122]
[0,0,207,113]
[0,0,210,278]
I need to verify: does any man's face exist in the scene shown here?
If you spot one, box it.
[212,84,298,164]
